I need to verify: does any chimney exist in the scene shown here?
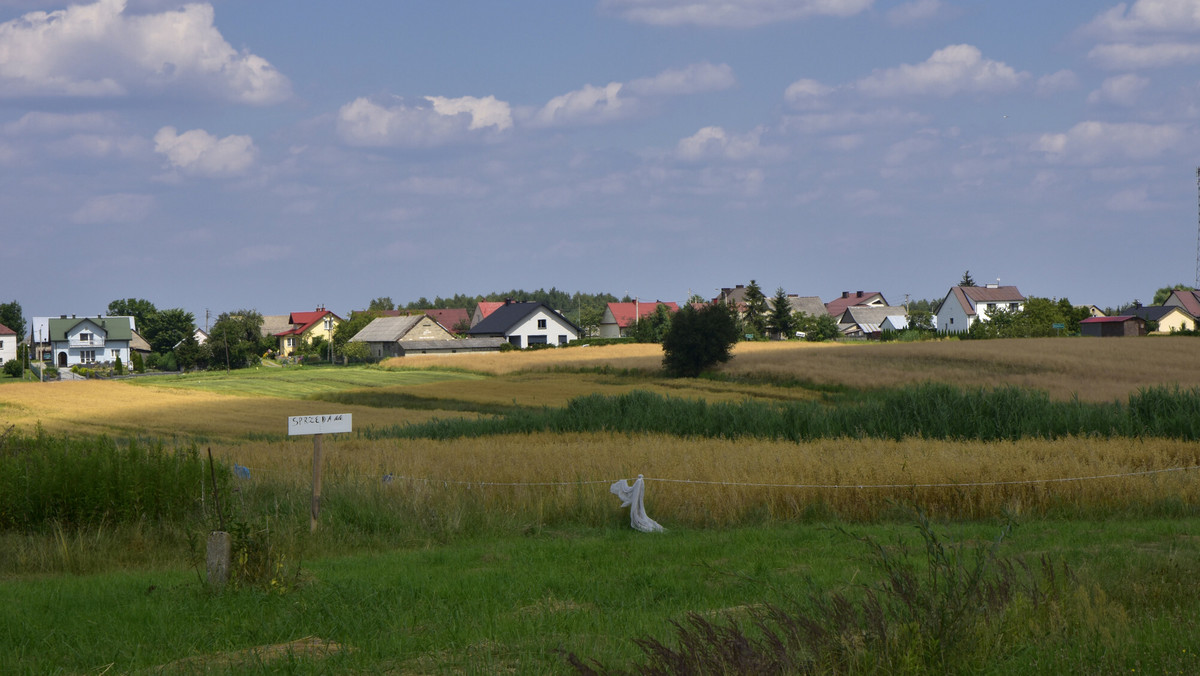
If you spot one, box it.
[504,298,513,305]
[841,292,849,299]
[856,291,863,298]
[60,314,67,319]
[736,284,744,289]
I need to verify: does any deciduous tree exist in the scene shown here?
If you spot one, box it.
[0,300,25,339]
[662,303,740,377]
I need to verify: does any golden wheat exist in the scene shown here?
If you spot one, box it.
[208,432,1200,523]
[0,381,471,439]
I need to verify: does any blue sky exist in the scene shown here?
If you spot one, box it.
[4,0,1200,325]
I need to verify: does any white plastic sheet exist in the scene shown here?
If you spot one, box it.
[610,474,664,533]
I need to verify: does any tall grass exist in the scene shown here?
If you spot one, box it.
[0,429,220,531]
[360,384,1200,443]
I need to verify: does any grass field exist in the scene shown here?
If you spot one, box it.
[6,339,1200,673]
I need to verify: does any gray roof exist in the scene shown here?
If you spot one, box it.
[399,337,505,351]
[349,315,425,343]
[838,305,908,326]
[260,314,292,337]
[784,295,828,318]
[1126,305,1192,321]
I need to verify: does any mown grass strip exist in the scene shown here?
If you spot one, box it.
[309,389,526,415]
[359,383,1200,442]
[132,365,483,399]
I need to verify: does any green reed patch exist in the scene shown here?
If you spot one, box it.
[359,383,1200,442]
[0,430,221,531]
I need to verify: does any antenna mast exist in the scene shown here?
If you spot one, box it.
[1195,167,1199,287]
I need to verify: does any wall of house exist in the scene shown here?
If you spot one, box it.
[1152,311,1192,334]
[407,317,453,341]
[508,309,579,347]
[598,307,620,338]
[0,335,15,364]
[936,296,973,333]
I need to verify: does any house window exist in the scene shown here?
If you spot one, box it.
[79,332,92,344]
[949,318,954,325]
[0,340,4,349]
[286,337,295,348]
[558,335,568,345]
[324,318,332,331]
[1009,303,1019,311]
[508,336,522,348]
[986,304,996,312]
[528,335,548,345]
[537,319,547,329]
[81,349,95,363]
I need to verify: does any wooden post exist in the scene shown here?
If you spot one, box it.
[310,433,324,532]
[206,530,231,590]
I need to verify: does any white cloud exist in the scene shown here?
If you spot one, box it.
[676,125,780,161]
[1088,42,1200,68]
[1087,73,1150,105]
[336,96,511,147]
[1034,120,1184,163]
[783,78,833,108]
[154,126,256,177]
[425,95,514,130]
[782,107,927,133]
[70,192,153,224]
[1036,69,1080,96]
[599,0,873,28]
[1086,0,1200,37]
[855,44,1027,97]
[626,62,735,96]
[0,0,290,103]
[531,82,633,127]
[886,0,944,26]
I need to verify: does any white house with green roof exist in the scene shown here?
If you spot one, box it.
[48,315,134,368]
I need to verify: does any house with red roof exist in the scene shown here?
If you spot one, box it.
[824,291,888,318]
[274,306,342,356]
[598,301,679,338]
[1163,289,1200,318]
[935,284,1025,333]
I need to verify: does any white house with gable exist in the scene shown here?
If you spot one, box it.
[466,300,581,348]
[0,323,16,366]
[936,284,1025,333]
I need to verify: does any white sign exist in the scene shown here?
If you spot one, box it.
[288,413,352,436]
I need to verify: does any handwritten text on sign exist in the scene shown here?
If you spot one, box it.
[288,414,352,436]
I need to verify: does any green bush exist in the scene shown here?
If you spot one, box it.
[2,360,21,378]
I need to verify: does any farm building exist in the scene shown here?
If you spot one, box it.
[1080,315,1146,337]
[350,315,460,359]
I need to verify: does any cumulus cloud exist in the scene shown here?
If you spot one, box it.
[336,96,511,147]
[1087,73,1150,105]
[855,44,1027,97]
[1088,42,1200,68]
[1034,120,1184,163]
[0,0,290,103]
[154,126,256,177]
[1036,69,1080,96]
[675,125,779,161]
[782,108,927,133]
[530,82,633,127]
[530,62,736,127]
[627,62,735,96]
[70,192,153,224]
[1085,0,1200,37]
[599,0,873,28]
[783,78,834,108]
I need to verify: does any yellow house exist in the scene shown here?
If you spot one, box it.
[274,307,342,356]
[1127,305,1194,334]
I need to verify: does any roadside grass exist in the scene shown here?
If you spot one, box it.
[3,517,1200,674]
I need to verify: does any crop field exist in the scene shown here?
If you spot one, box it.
[6,338,1200,673]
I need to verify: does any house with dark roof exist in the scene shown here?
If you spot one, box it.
[48,315,134,368]
[470,301,506,328]
[599,301,679,338]
[1080,315,1146,337]
[466,300,581,348]
[274,307,342,356]
[1124,305,1194,334]
[935,284,1025,333]
[0,323,15,366]
[825,291,888,318]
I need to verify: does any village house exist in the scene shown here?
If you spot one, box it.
[0,323,15,365]
[466,300,581,348]
[598,301,679,338]
[349,314,458,359]
[935,284,1025,333]
[273,307,342,356]
[47,315,134,368]
[825,291,888,318]
[1122,306,1192,334]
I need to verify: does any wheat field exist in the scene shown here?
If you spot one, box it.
[209,432,1200,523]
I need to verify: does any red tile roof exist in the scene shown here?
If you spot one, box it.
[0,323,14,336]
[421,308,470,333]
[825,291,885,317]
[1081,315,1136,323]
[475,301,505,320]
[275,310,341,337]
[1168,290,1200,317]
[606,301,679,328]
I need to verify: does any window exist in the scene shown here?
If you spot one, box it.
[508,336,522,348]
[528,335,548,345]
[558,335,568,345]
[986,303,996,312]
[537,319,547,329]
[79,332,92,343]
[81,350,96,363]
[1009,303,1019,311]
[949,318,954,325]
[0,340,4,349]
